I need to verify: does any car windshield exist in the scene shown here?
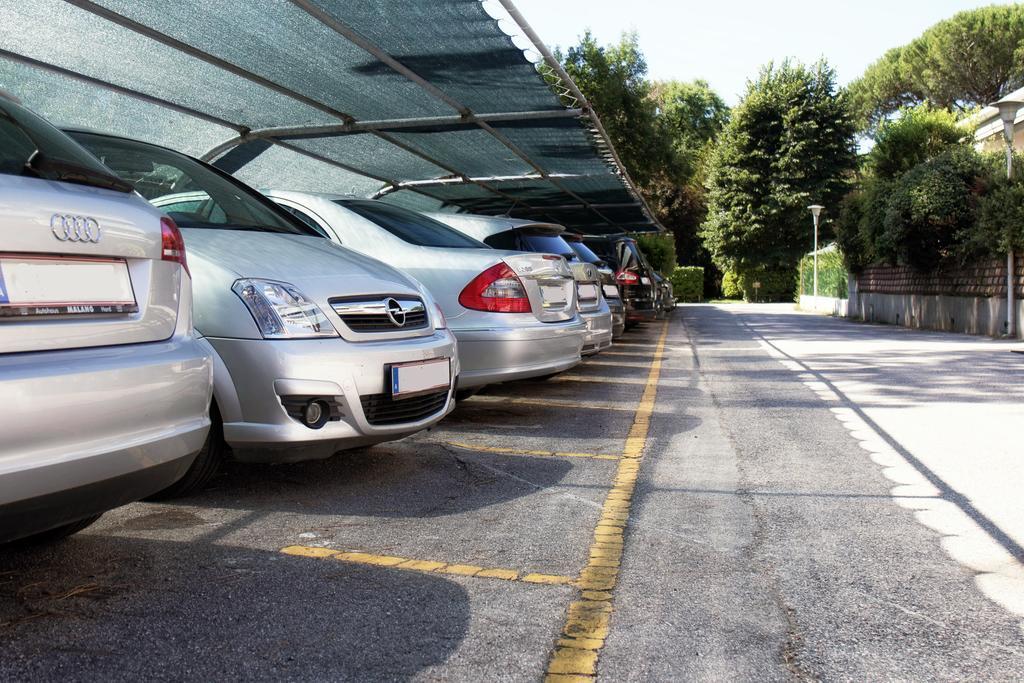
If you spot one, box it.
[338,200,486,248]
[67,131,320,235]
[0,98,130,192]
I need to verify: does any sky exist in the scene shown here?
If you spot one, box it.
[508,0,1018,104]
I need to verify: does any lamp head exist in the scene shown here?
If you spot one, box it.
[808,204,824,219]
[991,98,1024,125]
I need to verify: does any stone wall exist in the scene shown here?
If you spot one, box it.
[849,260,1024,339]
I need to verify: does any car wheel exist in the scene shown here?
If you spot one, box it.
[14,514,103,545]
[147,406,226,500]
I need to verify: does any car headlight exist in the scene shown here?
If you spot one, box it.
[232,279,338,339]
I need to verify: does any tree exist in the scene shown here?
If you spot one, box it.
[867,105,968,180]
[881,147,988,271]
[702,60,857,283]
[650,79,729,180]
[558,34,730,293]
[560,31,680,187]
[849,5,1024,129]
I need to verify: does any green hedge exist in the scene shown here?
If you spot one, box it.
[634,233,678,273]
[798,248,848,297]
[670,266,703,302]
[721,267,796,301]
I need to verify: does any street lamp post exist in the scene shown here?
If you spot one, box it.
[808,205,824,300]
[991,97,1023,337]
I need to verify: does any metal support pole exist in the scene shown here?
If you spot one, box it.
[813,215,820,300]
[1005,119,1016,338]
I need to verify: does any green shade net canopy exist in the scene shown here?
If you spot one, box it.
[0,0,662,234]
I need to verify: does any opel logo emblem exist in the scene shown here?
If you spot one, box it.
[50,214,101,243]
[384,297,406,327]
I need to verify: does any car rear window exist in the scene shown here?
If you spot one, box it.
[338,200,486,248]
[0,98,130,191]
[67,131,320,236]
[484,230,576,259]
[567,240,603,265]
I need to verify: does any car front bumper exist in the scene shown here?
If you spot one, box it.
[208,330,459,463]
[452,318,585,389]
[0,334,213,543]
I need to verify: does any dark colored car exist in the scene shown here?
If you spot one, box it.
[582,235,657,327]
[651,271,675,317]
[562,233,626,338]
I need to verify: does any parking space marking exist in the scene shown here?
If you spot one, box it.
[443,441,621,461]
[549,375,649,385]
[598,350,654,358]
[579,359,653,369]
[280,546,576,586]
[545,321,669,681]
[466,395,636,413]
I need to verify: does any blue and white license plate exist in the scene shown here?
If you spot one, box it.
[0,255,137,317]
[390,357,450,399]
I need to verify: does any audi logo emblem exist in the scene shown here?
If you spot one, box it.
[50,214,101,243]
[384,297,407,327]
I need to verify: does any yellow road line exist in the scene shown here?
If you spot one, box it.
[281,546,576,586]
[465,395,635,413]
[545,320,669,681]
[444,441,621,461]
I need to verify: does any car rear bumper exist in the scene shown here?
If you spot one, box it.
[453,318,585,388]
[607,298,626,338]
[0,335,213,542]
[208,330,459,463]
[624,295,657,322]
[580,301,614,355]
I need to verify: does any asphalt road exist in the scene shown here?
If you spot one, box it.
[2,305,1023,681]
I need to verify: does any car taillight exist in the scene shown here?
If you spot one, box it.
[616,270,639,284]
[459,262,531,313]
[161,216,189,276]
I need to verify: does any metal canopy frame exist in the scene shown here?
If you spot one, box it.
[5,0,663,232]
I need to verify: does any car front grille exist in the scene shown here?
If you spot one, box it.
[329,296,428,333]
[360,389,449,426]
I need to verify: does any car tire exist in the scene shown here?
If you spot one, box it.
[147,406,226,500]
[455,388,480,402]
[14,514,103,545]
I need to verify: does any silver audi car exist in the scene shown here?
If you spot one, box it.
[429,214,614,356]
[67,132,459,496]
[262,192,585,394]
[0,97,213,542]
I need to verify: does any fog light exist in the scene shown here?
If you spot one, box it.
[304,400,329,429]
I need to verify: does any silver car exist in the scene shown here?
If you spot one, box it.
[0,97,213,542]
[68,132,459,496]
[428,214,614,356]
[262,192,585,393]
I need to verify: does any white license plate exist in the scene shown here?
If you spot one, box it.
[602,284,620,299]
[578,283,599,301]
[390,357,451,399]
[0,255,137,317]
[540,284,567,306]
[640,277,651,286]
